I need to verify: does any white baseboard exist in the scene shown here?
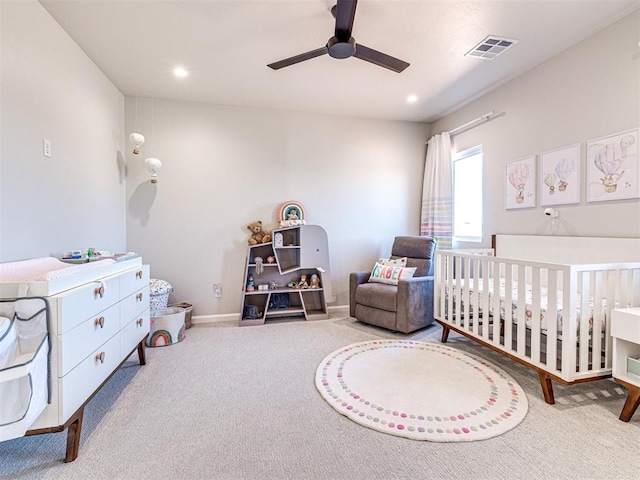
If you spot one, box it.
[192,305,350,325]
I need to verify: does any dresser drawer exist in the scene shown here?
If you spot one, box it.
[56,275,120,334]
[120,265,150,298]
[120,286,149,328]
[58,303,120,377]
[121,309,150,358]
[59,332,121,422]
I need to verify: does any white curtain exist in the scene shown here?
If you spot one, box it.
[420,132,453,249]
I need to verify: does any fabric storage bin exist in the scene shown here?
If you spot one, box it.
[0,297,50,441]
[149,279,173,314]
[169,302,193,329]
[146,306,186,347]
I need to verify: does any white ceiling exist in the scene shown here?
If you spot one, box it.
[40,0,639,123]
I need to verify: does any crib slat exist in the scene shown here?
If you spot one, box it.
[447,254,456,325]
[516,266,526,358]
[546,270,558,372]
[479,257,490,341]
[592,270,603,371]
[463,256,472,332]
[503,263,513,352]
[455,255,462,327]
[470,256,479,336]
[491,262,501,345]
[530,267,541,365]
[563,268,578,381]
[578,271,591,373]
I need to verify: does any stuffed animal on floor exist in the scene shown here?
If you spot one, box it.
[247,220,271,245]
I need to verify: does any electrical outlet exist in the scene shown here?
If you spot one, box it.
[43,138,51,158]
[214,283,222,298]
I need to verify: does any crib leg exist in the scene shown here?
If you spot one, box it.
[538,372,555,404]
[441,325,450,343]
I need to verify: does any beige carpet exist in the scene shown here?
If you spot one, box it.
[0,316,638,479]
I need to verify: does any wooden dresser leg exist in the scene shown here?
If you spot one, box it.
[538,371,555,404]
[138,338,147,365]
[441,325,450,343]
[619,384,640,422]
[64,408,84,463]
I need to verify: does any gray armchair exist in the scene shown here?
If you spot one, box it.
[349,236,436,334]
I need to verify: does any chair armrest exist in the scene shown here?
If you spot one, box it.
[349,271,371,317]
[396,275,435,333]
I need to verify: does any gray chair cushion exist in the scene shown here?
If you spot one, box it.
[354,282,397,312]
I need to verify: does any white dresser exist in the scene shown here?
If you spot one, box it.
[0,257,150,461]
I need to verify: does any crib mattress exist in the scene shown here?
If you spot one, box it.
[446,278,607,334]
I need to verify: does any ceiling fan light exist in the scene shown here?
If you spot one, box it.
[327,36,356,59]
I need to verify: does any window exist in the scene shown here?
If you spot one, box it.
[452,145,483,242]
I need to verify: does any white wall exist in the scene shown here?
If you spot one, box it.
[431,10,640,248]
[0,1,126,261]
[125,98,429,315]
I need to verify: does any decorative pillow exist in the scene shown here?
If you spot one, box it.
[368,262,417,285]
[378,257,407,267]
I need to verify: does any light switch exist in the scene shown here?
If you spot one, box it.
[43,138,51,158]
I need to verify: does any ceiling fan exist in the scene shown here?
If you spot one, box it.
[267,0,410,73]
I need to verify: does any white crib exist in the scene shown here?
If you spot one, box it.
[434,234,640,404]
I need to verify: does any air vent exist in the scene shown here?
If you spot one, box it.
[465,36,518,60]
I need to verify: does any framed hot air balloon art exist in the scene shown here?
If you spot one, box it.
[505,155,536,209]
[540,143,581,206]
[586,128,639,203]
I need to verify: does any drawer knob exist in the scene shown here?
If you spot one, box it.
[136,270,143,279]
[94,285,105,298]
[96,351,106,364]
[95,316,105,328]
[136,292,144,301]
[136,318,143,327]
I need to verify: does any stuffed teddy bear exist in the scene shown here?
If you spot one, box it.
[247,221,271,245]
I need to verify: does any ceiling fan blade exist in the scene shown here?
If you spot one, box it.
[353,44,410,73]
[334,0,358,40]
[267,47,328,70]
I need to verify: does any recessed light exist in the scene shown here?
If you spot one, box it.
[173,67,189,78]
[407,95,418,104]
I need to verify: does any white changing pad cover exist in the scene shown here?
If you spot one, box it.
[0,257,116,283]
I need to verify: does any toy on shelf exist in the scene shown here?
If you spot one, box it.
[298,274,309,288]
[247,221,271,245]
[310,273,321,288]
[246,274,255,292]
[278,201,306,228]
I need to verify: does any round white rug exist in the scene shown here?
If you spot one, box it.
[315,339,528,442]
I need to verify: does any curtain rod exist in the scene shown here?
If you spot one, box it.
[425,111,504,143]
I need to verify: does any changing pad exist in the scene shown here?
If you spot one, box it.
[0,256,140,298]
[0,257,116,283]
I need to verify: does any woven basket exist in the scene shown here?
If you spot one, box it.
[169,302,194,329]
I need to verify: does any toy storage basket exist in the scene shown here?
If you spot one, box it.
[169,302,193,329]
[146,307,186,347]
[149,279,173,314]
[0,297,50,441]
